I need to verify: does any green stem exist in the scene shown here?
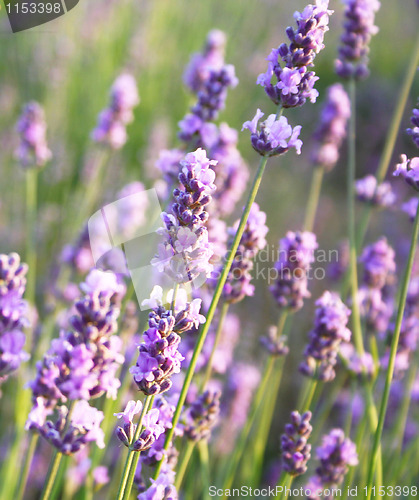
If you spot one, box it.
[25,168,38,310]
[198,441,210,497]
[365,196,419,500]
[221,357,275,496]
[153,154,270,480]
[116,395,153,500]
[170,283,180,312]
[40,451,63,500]
[175,440,195,491]
[201,302,229,390]
[15,433,39,500]
[301,378,318,413]
[303,166,324,232]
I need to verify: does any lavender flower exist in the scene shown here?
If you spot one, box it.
[15,101,52,168]
[0,253,30,384]
[335,0,381,80]
[91,73,139,149]
[183,389,221,442]
[300,291,351,382]
[35,400,105,455]
[270,231,318,311]
[393,154,419,192]
[311,83,350,171]
[183,29,226,94]
[407,103,419,148]
[27,270,124,416]
[355,175,396,207]
[152,149,216,283]
[339,342,375,379]
[216,203,268,303]
[131,287,205,395]
[306,429,358,497]
[115,400,165,452]
[260,325,289,356]
[281,411,312,476]
[138,467,178,500]
[242,109,302,157]
[357,238,396,334]
[257,0,333,108]
[402,197,419,222]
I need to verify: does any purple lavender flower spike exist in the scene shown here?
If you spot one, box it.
[335,0,381,80]
[132,285,205,395]
[359,237,396,289]
[311,83,351,171]
[0,253,30,385]
[355,175,396,207]
[340,343,375,379]
[34,400,105,455]
[402,197,419,222]
[183,389,221,442]
[138,467,178,500]
[260,325,289,356]
[407,103,419,148]
[91,73,140,149]
[183,29,227,94]
[257,1,333,107]
[300,291,351,382]
[215,203,268,303]
[357,237,396,334]
[27,269,124,414]
[393,154,419,192]
[115,400,165,452]
[152,149,217,284]
[281,410,312,476]
[270,231,318,311]
[306,429,358,497]
[242,109,302,157]
[15,101,52,168]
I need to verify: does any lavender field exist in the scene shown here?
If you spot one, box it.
[0,0,419,499]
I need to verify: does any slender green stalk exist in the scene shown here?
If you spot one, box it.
[303,166,324,232]
[221,356,275,495]
[393,365,418,456]
[365,196,419,500]
[153,154,270,480]
[175,440,195,490]
[116,395,153,500]
[170,282,180,312]
[25,168,38,309]
[302,379,318,413]
[276,472,293,500]
[15,433,39,500]
[198,441,210,497]
[40,451,63,500]
[201,302,229,390]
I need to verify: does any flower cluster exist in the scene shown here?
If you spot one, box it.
[91,73,140,149]
[407,103,419,148]
[29,270,124,409]
[183,389,221,442]
[335,0,381,80]
[36,400,105,455]
[260,325,289,356]
[300,291,351,382]
[183,29,226,94]
[355,175,395,207]
[15,101,52,168]
[0,253,30,384]
[242,109,302,157]
[357,238,396,334]
[115,400,165,452]
[306,429,358,496]
[138,468,178,500]
[153,149,216,283]
[281,411,312,476]
[215,203,268,303]
[270,231,318,311]
[131,286,205,395]
[257,0,333,108]
[311,83,351,171]
[393,154,419,192]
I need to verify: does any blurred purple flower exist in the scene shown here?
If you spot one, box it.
[393,154,419,192]
[355,175,396,207]
[407,104,419,148]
